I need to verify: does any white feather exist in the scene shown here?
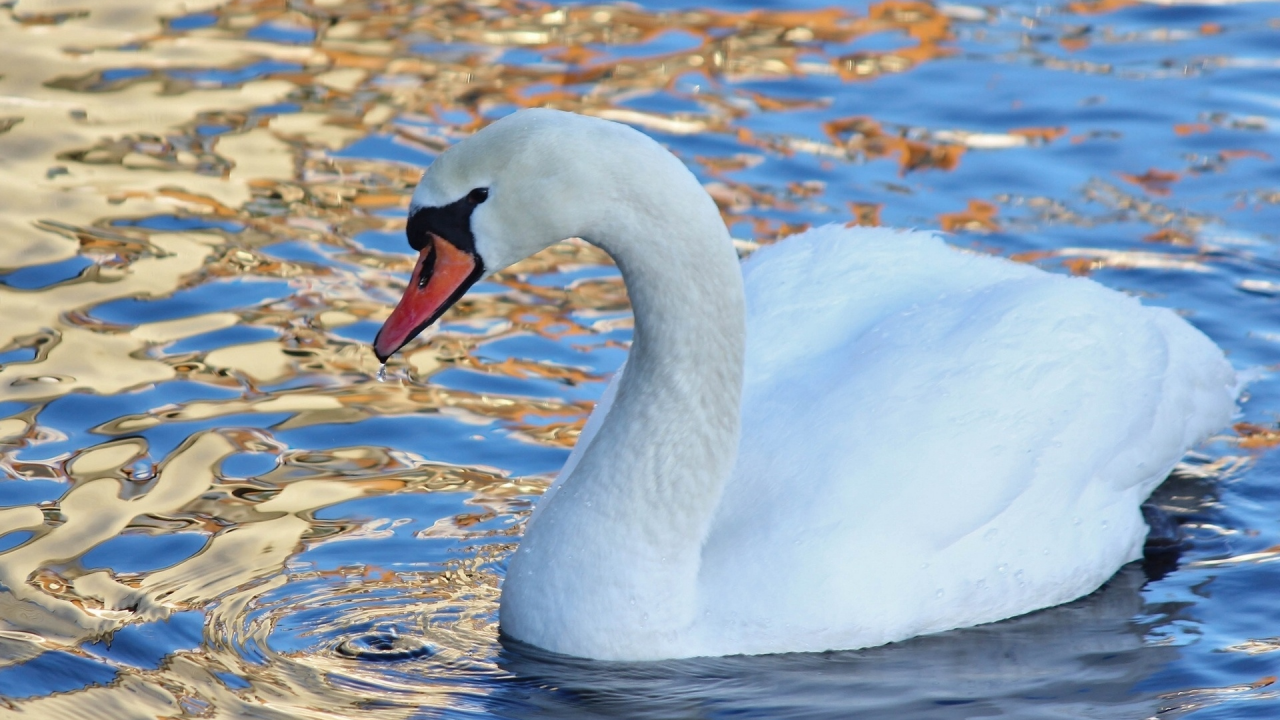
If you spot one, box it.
[408,109,1236,661]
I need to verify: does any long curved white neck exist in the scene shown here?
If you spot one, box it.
[500,178,745,660]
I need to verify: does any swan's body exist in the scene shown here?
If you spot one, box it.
[373,109,1236,661]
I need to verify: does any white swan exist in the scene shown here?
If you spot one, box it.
[372,109,1236,661]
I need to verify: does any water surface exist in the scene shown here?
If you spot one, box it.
[2,0,1280,717]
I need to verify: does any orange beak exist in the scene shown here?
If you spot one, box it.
[373,233,481,362]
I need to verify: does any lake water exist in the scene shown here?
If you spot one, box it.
[2,0,1279,717]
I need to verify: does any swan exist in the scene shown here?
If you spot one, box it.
[371,108,1236,661]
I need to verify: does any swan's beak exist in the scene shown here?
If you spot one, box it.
[373,233,481,362]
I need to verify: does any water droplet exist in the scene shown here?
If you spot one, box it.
[1015,570,1026,586]
[997,564,1008,574]
[376,364,387,382]
[935,588,945,598]
[1073,516,1082,526]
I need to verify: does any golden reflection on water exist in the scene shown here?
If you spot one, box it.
[1,0,1278,716]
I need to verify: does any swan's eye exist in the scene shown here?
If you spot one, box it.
[467,188,489,205]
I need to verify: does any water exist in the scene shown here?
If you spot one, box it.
[1,0,1279,716]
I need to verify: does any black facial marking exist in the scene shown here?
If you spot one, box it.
[406,187,489,255]
[416,240,437,289]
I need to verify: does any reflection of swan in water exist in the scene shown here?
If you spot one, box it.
[372,109,1236,661]
[490,566,1178,720]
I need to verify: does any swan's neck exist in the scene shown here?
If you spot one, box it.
[501,195,745,659]
[584,209,746,542]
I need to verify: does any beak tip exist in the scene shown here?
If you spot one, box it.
[372,332,396,364]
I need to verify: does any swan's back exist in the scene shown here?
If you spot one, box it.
[696,227,1234,656]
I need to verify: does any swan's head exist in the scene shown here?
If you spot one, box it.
[373,108,681,362]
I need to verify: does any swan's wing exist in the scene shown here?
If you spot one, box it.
[727,227,1233,537]
[705,229,1234,610]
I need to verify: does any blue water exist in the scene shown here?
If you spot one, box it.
[1,0,1279,717]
